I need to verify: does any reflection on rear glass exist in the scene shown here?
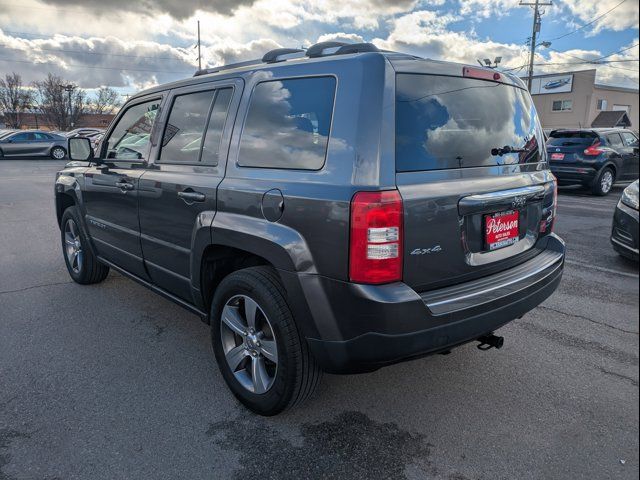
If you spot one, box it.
[396,74,542,172]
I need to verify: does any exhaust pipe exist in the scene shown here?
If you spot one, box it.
[477,333,504,351]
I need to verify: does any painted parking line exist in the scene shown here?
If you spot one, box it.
[565,259,639,279]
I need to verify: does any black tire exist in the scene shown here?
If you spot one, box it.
[591,167,615,196]
[60,206,109,284]
[51,146,66,160]
[210,266,322,416]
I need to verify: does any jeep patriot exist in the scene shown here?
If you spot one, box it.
[56,42,565,415]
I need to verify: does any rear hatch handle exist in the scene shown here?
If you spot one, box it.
[458,185,546,216]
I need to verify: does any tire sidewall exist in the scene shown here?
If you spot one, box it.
[210,272,297,415]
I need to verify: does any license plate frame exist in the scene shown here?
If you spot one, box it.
[550,153,565,160]
[484,209,520,251]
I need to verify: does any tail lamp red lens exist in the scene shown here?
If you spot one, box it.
[584,141,604,156]
[349,190,403,284]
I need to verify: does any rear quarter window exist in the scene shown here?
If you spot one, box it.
[238,76,336,170]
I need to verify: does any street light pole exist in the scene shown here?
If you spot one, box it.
[520,0,552,91]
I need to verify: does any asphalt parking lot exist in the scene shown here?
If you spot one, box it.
[0,159,638,480]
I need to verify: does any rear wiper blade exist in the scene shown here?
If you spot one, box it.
[491,145,528,156]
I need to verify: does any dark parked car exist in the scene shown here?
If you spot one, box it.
[0,130,67,159]
[611,180,639,261]
[547,128,639,195]
[56,42,565,415]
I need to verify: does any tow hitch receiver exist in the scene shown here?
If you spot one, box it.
[477,333,504,351]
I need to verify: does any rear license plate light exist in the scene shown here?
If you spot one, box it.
[485,210,520,251]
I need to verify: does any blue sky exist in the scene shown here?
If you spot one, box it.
[0,0,637,94]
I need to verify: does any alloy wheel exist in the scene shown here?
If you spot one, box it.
[601,170,614,194]
[52,148,66,159]
[220,294,278,394]
[64,219,83,274]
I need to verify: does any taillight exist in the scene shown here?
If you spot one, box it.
[584,141,604,156]
[349,190,403,284]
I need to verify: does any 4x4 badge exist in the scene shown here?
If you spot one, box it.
[410,245,443,255]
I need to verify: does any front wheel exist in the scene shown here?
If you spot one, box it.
[61,207,109,284]
[51,146,66,160]
[210,266,321,416]
[592,167,615,196]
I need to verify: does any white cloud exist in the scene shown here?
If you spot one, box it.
[558,0,639,33]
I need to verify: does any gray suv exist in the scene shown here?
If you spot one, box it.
[56,42,565,415]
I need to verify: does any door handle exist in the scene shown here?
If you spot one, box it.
[116,181,134,192]
[178,190,206,203]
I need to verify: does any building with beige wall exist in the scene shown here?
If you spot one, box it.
[526,69,639,132]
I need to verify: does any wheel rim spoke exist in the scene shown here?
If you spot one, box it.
[221,305,247,336]
[251,356,270,394]
[225,344,248,371]
[259,340,277,363]
[244,297,258,329]
[65,232,75,245]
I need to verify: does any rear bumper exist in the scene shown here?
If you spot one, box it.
[280,234,565,373]
[550,165,598,185]
[611,201,639,261]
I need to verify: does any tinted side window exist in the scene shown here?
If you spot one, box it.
[12,133,30,142]
[106,99,160,160]
[201,88,233,165]
[607,133,623,147]
[238,76,336,170]
[159,90,216,164]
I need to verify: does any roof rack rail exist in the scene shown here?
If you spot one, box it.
[193,41,383,77]
[262,48,305,63]
[193,59,263,77]
[306,41,379,58]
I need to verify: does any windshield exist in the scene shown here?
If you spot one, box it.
[396,74,543,172]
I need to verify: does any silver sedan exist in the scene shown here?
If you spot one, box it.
[0,130,68,159]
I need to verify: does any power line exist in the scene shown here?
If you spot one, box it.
[543,0,628,42]
[592,43,639,62]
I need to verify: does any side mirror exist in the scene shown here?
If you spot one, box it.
[68,137,94,161]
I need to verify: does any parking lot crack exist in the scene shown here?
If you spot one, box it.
[0,281,72,296]
[517,321,639,366]
[538,305,638,335]
[597,367,639,387]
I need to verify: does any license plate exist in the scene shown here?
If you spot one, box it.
[550,153,565,160]
[485,210,520,251]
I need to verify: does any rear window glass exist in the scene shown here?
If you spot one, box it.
[396,74,543,172]
[238,76,336,170]
[547,131,598,147]
[607,133,623,147]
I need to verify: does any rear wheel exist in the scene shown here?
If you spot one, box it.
[592,167,615,196]
[210,266,321,416]
[51,146,66,160]
[61,207,109,284]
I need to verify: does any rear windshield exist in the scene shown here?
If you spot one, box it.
[396,74,543,172]
[547,131,598,147]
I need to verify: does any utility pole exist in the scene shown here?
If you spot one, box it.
[520,0,552,91]
[60,84,75,130]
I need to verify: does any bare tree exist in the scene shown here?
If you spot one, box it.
[32,74,86,131]
[0,73,33,129]
[90,87,121,115]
